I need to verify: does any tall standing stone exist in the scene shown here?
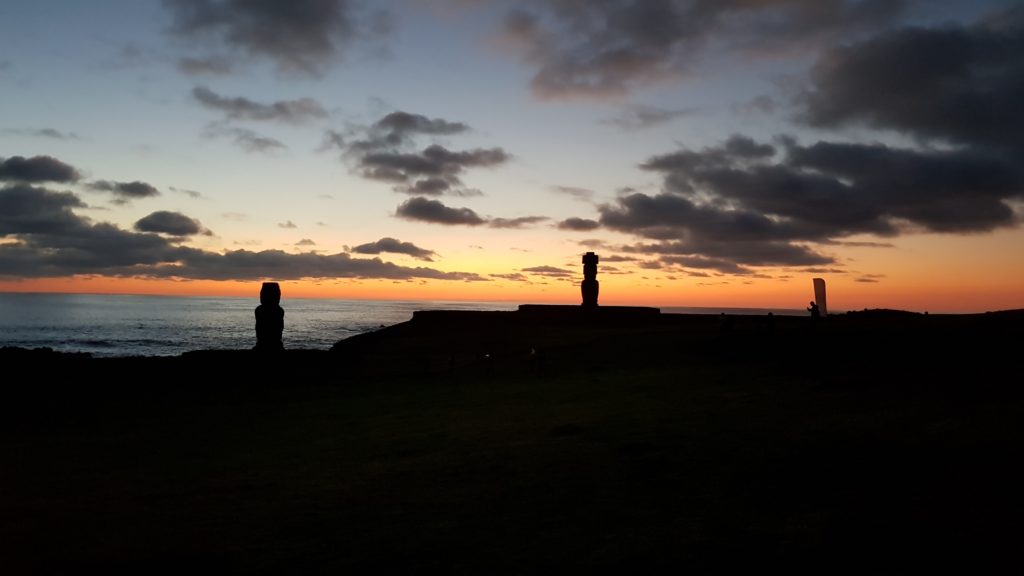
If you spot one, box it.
[581,252,599,308]
[813,278,828,316]
[255,282,284,351]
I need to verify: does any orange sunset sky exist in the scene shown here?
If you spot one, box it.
[2,0,1023,313]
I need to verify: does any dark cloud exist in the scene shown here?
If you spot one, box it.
[0,185,86,235]
[370,111,470,145]
[0,185,484,282]
[327,111,508,196]
[659,255,753,275]
[178,56,233,75]
[800,11,1024,153]
[278,220,298,229]
[557,217,600,231]
[0,156,81,183]
[351,237,437,261]
[356,144,508,195]
[821,240,894,248]
[489,216,549,229]
[394,197,549,228]
[162,0,382,75]
[600,104,696,130]
[497,0,909,99]
[87,180,161,204]
[521,265,573,278]
[395,197,486,226]
[594,130,1024,273]
[295,238,317,246]
[192,86,327,123]
[134,211,208,237]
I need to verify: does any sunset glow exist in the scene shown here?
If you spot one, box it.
[2,1,1023,313]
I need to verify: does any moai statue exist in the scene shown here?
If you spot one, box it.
[581,252,599,309]
[254,282,284,351]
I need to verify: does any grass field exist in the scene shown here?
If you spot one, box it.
[2,310,1021,572]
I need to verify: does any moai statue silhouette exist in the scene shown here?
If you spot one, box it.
[581,252,599,309]
[254,282,284,351]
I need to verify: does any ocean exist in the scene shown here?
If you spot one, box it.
[0,293,804,357]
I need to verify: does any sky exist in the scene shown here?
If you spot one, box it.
[1,0,1023,312]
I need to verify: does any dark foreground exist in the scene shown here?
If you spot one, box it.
[2,308,1022,573]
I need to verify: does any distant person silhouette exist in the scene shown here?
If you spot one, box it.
[254,282,284,351]
[807,301,821,319]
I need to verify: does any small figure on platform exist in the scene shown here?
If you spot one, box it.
[255,282,284,351]
[807,301,821,319]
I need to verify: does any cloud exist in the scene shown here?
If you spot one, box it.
[600,104,696,130]
[170,186,203,199]
[0,184,485,282]
[134,211,209,237]
[192,86,327,123]
[356,145,509,195]
[799,10,1024,154]
[489,216,548,229]
[87,180,161,204]
[659,255,754,275]
[496,0,909,99]
[593,129,1024,273]
[295,238,317,246]
[177,56,233,75]
[490,272,529,282]
[821,240,894,248]
[278,220,298,229]
[550,185,595,201]
[208,127,287,153]
[327,111,508,196]
[2,128,82,140]
[733,95,779,116]
[162,0,385,76]
[557,217,600,231]
[0,156,81,183]
[395,197,486,226]
[394,197,549,228]
[367,111,470,146]
[0,184,87,235]
[351,237,437,261]
[521,265,573,278]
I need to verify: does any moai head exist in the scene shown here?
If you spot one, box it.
[260,282,281,306]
